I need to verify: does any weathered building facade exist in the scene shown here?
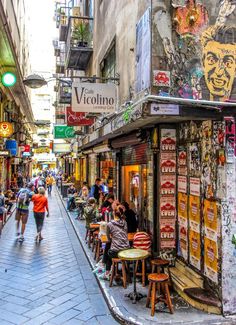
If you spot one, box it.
[55,0,236,315]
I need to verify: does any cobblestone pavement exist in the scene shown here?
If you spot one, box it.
[0,189,118,325]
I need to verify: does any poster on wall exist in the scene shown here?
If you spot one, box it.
[161,129,176,151]
[189,143,201,177]
[204,199,218,241]
[135,8,151,93]
[160,197,176,219]
[178,176,187,193]
[161,152,176,173]
[178,193,188,218]
[213,121,225,149]
[190,177,201,196]
[178,147,187,175]
[160,175,176,195]
[204,237,218,283]
[189,229,201,270]
[178,216,188,260]
[189,195,200,232]
[160,220,175,249]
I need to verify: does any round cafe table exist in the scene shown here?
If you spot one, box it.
[118,248,149,303]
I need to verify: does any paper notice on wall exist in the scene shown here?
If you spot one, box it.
[160,175,176,195]
[204,199,218,241]
[161,129,176,151]
[160,197,176,219]
[178,215,188,260]
[204,237,218,283]
[190,177,201,196]
[161,152,176,173]
[189,195,200,233]
[178,147,187,175]
[160,219,175,249]
[178,175,187,193]
[178,193,188,218]
[189,229,201,270]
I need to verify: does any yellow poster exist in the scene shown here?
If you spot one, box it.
[204,237,218,283]
[178,193,188,218]
[189,229,201,270]
[189,195,200,233]
[204,200,218,241]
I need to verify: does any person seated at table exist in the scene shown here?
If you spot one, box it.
[84,197,100,229]
[121,201,138,233]
[78,182,89,200]
[103,206,130,280]
[67,184,77,211]
[4,190,14,214]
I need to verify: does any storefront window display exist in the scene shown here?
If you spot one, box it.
[99,152,116,194]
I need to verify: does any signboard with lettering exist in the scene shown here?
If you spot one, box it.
[52,143,71,153]
[72,82,116,113]
[66,106,94,126]
[0,122,13,138]
[0,150,10,156]
[54,125,75,139]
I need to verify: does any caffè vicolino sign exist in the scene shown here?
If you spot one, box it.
[72,82,116,113]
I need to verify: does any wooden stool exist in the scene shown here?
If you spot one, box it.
[135,259,147,287]
[91,230,99,252]
[146,273,174,316]
[109,258,127,288]
[151,258,172,286]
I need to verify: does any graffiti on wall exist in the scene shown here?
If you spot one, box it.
[153,0,236,101]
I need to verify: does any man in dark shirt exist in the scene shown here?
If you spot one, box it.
[122,201,138,233]
[89,178,102,203]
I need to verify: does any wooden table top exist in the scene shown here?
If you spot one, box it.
[118,248,150,261]
[100,232,136,243]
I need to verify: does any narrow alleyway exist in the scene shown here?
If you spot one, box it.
[0,189,118,325]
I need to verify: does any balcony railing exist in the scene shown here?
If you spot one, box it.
[58,84,71,104]
[65,16,93,70]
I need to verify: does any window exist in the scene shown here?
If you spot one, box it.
[101,42,116,79]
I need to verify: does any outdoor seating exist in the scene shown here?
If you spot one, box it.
[151,258,172,286]
[146,273,174,316]
[109,258,128,288]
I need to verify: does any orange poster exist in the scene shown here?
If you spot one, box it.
[189,195,200,233]
[189,229,201,270]
[178,193,188,219]
[204,237,218,283]
[204,200,217,240]
[178,215,188,260]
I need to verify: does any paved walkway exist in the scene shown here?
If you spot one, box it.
[0,189,118,325]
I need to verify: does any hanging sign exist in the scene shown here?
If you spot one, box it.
[54,125,75,139]
[66,106,95,126]
[34,147,50,154]
[0,122,13,137]
[72,82,116,113]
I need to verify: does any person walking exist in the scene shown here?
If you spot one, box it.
[31,187,49,242]
[46,174,54,195]
[15,182,35,242]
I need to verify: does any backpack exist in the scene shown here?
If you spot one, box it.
[133,232,152,252]
[18,189,30,206]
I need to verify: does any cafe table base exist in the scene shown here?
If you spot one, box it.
[125,260,146,304]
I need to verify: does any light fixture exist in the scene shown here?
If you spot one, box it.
[23,74,48,89]
[2,72,17,87]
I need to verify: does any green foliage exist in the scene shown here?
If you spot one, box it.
[72,22,90,44]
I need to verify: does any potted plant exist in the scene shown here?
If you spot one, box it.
[72,21,90,47]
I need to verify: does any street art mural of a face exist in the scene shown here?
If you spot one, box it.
[201,27,236,101]
[153,0,236,102]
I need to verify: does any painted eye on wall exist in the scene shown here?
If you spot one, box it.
[223,57,234,68]
[206,54,217,65]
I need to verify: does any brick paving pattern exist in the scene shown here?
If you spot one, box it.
[0,189,118,325]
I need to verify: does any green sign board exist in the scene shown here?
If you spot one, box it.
[54,125,75,139]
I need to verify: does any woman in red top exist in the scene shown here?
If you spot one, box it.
[31,187,49,242]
